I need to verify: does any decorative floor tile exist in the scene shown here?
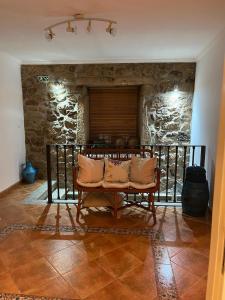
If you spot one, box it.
[0,223,178,300]
[0,293,77,300]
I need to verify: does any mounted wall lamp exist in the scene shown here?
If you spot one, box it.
[44,13,117,40]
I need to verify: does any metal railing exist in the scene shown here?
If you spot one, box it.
[46,144,206,204]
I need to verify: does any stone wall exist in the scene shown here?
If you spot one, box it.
[21,63,196,180]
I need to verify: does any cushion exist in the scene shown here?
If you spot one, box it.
[77,179,103,188]
[102,181,130,188]
[104,158,131,183]
[130,156,157,184]
[129,181,156,189]
[77,154,104,183]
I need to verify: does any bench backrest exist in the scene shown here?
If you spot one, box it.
[80,148,153,161]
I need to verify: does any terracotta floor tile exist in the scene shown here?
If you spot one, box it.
[171,247,209,277]
[25,275,80,299]
[181,277,207,300]
[0,258,7,275]
[171,262,201,297]
[31,238,74,256]
[76,233,122,260]
[95,248,142,278]
[84,280,139,300]
[192,235,211,257]
[0,244,43,271]
[62,261,114,299]
[0,272,20,293]
[9,257,59,293]
[163,226,197,243]
[124,237,154,263]
[47,244,88,275]
[120,264,157,299]
[103,233,135,247]
[0,231,30,252]
[0,182,211,299]
[167,246,184,258]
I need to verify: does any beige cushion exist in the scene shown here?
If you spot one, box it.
[102,181,130,188]
[77,179,103,188]
[77,154,104,183]
[129,181,156,189]
[130,156,157,184]
[104,158,131,183]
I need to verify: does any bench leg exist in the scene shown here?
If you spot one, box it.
[148,193,156,225]
[76,190,82,221]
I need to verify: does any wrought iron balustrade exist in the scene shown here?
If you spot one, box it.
[46,144,206,204]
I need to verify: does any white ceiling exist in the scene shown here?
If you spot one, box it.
[0,0,224,63]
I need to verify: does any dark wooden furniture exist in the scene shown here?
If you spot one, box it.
[73,148,160,224]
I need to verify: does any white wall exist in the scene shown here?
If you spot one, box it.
[0,52,25,192]
[191,30,225,200]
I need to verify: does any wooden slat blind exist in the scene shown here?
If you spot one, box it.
[89,86,139,142]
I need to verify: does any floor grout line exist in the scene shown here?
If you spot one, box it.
[0,222,178,300]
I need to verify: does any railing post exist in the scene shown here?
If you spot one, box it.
[166,146,170,202]
[173,146,178,203]
[46,144,53,204]
[200,146,206,168]
[64,145,68,200]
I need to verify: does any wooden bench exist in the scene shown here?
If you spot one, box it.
[73,148,160,224]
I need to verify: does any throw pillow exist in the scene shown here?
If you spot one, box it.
[104,158,131,183]
[130,156,157,184]
[78,154,104,183]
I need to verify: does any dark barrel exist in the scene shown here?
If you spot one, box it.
[181,166,209,217]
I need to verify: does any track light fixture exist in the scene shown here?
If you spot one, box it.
[44,13,117,40]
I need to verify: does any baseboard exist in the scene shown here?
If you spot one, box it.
[0,181,21,198]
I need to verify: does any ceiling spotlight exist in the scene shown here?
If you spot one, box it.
[109,26,117,36]
[106,22,117,36]
[45,29,55,41]
[66,21,75,33]
[87,20,92,33]
[106,22,112,33]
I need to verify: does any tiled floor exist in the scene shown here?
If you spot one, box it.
[0,181,211,299]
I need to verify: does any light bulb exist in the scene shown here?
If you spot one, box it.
[87,20,92,33]
[106,23,117,36]
[45,29,55,41]
[66,21,75,33]
[106,22,112,33]
[109,26,117,36]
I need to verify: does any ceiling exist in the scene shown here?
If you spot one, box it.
[0,0,224,63]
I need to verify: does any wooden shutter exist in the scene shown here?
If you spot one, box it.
[89,86,139,142]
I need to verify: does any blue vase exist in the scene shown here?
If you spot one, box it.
[22,161,38,184]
